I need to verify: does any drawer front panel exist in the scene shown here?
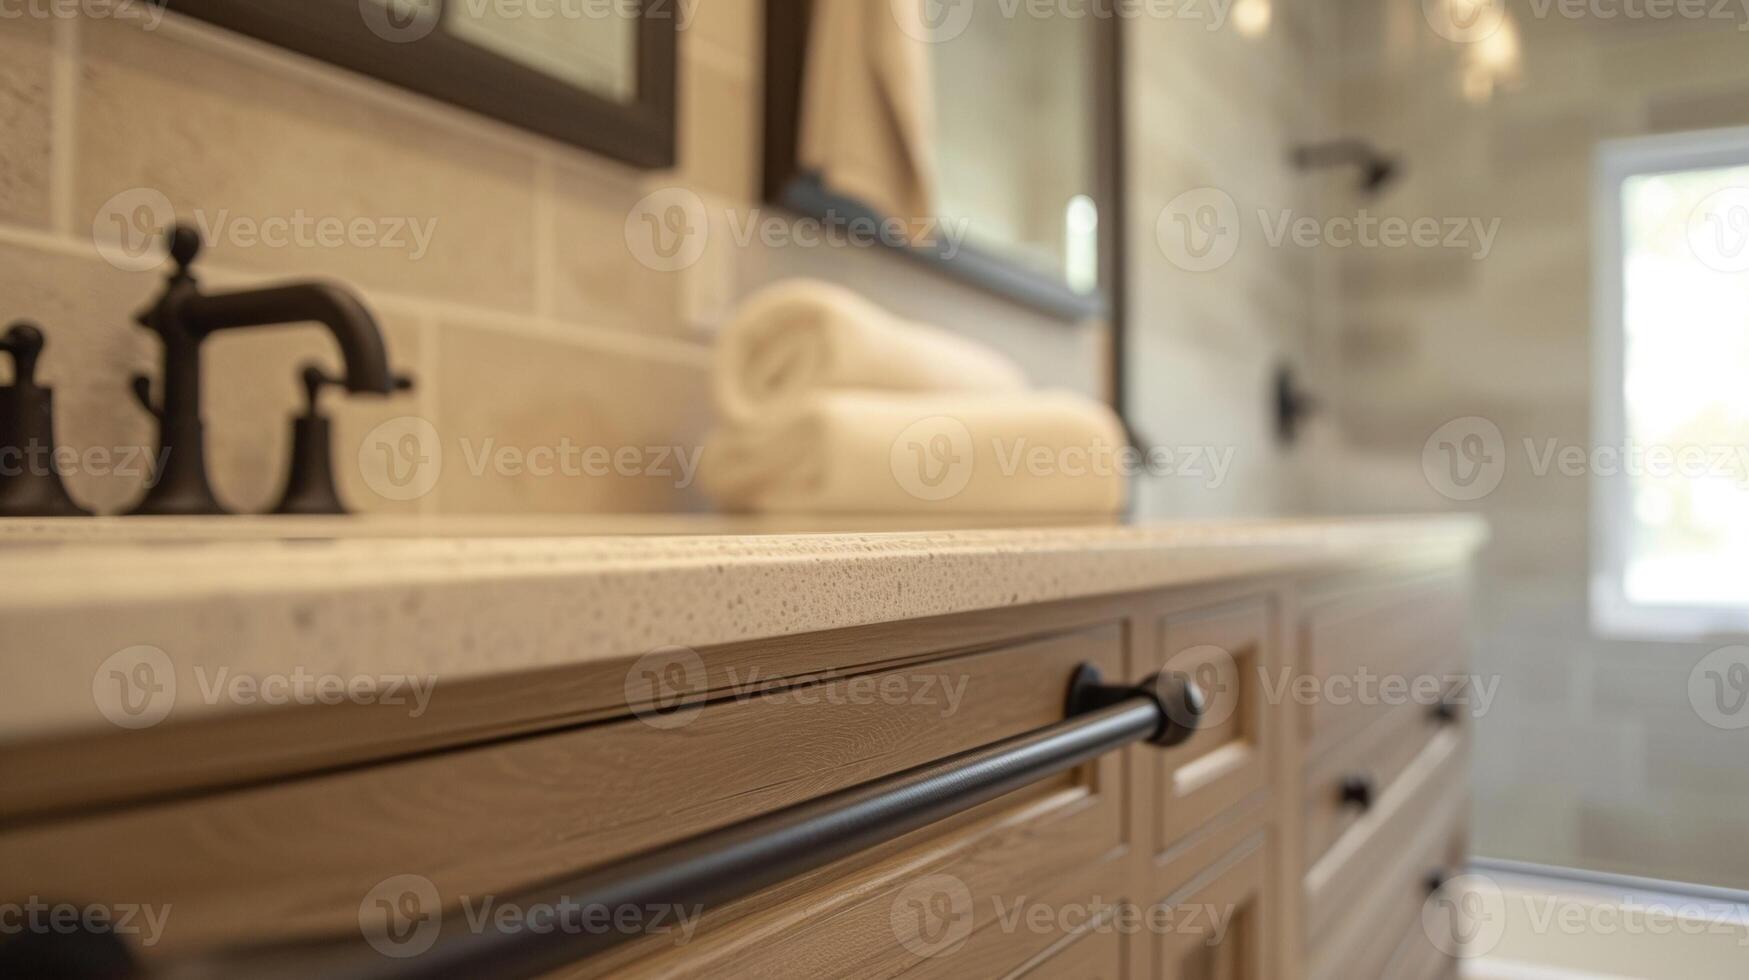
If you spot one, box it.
[1309,810,1467,980]
[1154,598,1276,857]
[1153,836,1270,980]
[592,792,1134,980]
[1300,650,1468,870]
[0,625,1129,960]
[1303,725,1468,943]
[1380,827,1469,980]
[1299,574,1467,749]
[1020,925,1124,980]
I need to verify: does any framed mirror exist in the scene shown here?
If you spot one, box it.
[165,0,679,167]
[763,0,1125,322]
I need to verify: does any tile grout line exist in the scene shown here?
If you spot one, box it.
[419,308,443,516]
[48,18,79,236]
[534,153,556,321]
[0,222,712,369]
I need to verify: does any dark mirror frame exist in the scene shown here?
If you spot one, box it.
[164,0,678,168]
[762,0,1127,329]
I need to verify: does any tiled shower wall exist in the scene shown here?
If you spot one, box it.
[0,8,1107,515]
[1314,3,1749,888]
[1124,0,1325,520]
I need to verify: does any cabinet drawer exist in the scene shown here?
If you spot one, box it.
[1310,816,1467,980]
[589,787,1134,979]
[0,624,1129,962]
[1153,597,1276,857]
[1021,925,1124,980]
[1301,654,1467,870]
[1381,849,1466,980]
[1303,724,1467,944]
[1153,836,1270,980]
[1299,574,1467,750]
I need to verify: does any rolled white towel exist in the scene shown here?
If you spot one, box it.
[714,280,1029,425]
[701,391,1129,515]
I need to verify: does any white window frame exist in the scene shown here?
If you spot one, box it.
[1592,127,1749,640]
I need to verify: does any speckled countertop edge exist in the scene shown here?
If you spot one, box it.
[0,515,1486,741]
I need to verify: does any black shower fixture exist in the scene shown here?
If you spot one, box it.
[1290,139,1403,195]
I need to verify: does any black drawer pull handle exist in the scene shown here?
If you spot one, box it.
[1339,773,1376,811]
[6,664,1202,980]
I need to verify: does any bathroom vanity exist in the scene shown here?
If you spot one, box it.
[0,516,1483,978]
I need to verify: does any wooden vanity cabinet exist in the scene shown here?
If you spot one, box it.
[0,552,1476,979]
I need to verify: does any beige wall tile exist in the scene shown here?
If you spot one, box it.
[1647,83,1749,133]
[1123,2,1324,519]
[76,20,540,312]
[674,44,758,202]
[429,320,712,513]
[685,0,760,66]
[0,19,54,229]
[546,157,687,336]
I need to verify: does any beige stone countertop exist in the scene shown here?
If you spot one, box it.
[0,514,1485,741]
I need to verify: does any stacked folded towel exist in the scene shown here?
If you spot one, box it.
[701,280,1129,514]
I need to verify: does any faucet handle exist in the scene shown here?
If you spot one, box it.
[276,361,397,517]
[130,374,163,421]
[0,322,45,385]
[165,223,203,278]
[0,323,91,517]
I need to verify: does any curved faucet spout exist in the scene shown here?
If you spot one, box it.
[129,224,407,516]
[174,283,394,395]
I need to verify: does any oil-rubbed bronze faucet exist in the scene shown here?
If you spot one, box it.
[130,224,402,515]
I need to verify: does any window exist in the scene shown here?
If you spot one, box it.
[1593,129,1749,638]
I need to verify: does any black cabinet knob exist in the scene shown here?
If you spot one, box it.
[1432,698,1460,725]
[1425,868,1452,896]
[1339,773,1376,811]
